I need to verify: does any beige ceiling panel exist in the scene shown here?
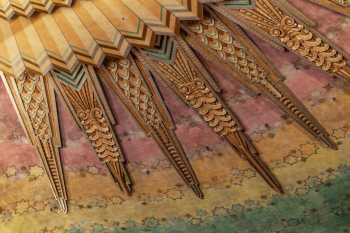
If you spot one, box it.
[121,0,178,35]
[156,0,203,19]
[32,13,79,73]
[73,0,131,58]
[10,16,52,74]
[0,18,25,76]
[53,7,105,66]
[0,0,15,18]
[10,0,34,17]
[93,0,155,47]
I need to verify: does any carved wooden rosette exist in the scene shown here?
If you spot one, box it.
[182,8,337,149]
[1,72,68,212]
[212,0,350,82]
[137,37,283,193]
[98,57,203,198]
[53,66,132,194]
[308,0,350,17]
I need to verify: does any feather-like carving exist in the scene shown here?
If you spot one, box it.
[2,72,68,212]
[99,57,203,198]
[138,37,284,193]
[53,66,132,194]
[214,0,350,81]
[183,10,337,149]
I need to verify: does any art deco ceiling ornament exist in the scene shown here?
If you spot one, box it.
[308,0,350,16]
[0,0,349,213]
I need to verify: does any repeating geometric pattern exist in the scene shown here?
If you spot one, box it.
[100,57,203,197]
[183,9,337,149]
[0,0,202,77]
[53,67,133,194]
[139,38,283,193]
[53,65,87,90]
[1,72,67,212]
[213,0,350,82]
[0,0,349,214]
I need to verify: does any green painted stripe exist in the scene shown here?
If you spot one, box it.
[223,0,255,8]
[53,64,87,90]
[143,36,177,63]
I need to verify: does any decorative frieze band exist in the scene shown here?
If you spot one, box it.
[138,37,283,193]
[1,72,68,212]
[182,8,337,149]
[99,57,203,198]
[53,66,133,194]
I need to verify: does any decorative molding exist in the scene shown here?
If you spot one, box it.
[0,0,262,78]
[99,56,203,198]
[119,0,178,35]
[0,0,349,213]
[212,0,350,82]
[308,0,350,17]
[53,65,132,194]
[138,37,283,193]
[182,8,337,149]
[143,36,178,63]
[157,0,203,20]
[1,72,68,213]
[0,0,72,19]
[53,64,87,90]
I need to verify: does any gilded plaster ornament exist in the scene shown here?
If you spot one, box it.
[53,65,133,194]
[1,72,68,212]
[182,7,337,149]
[99,56,203,198]
[212,0,350,82]
[137,37,283,193]
[0,0,347,213]
[308,0,350,17]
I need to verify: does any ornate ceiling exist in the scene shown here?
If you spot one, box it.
[309,0,350,16]
[0,0,349,214]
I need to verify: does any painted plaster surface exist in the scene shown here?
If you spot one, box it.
[0,0,350,232]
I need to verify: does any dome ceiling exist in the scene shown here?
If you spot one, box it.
[0,0,349,214]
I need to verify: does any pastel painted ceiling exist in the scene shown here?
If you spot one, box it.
[0,0,350,233]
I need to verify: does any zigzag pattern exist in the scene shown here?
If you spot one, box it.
[223,0,254,8]
[143,36,178,63]
[53,65,86,90]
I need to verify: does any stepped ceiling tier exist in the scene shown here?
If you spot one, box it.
[1,0,350,213]
[0,0,202,76]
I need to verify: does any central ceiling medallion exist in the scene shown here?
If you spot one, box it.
[1,0,349,213]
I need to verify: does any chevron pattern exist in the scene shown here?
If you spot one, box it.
[223,0,254,8]
[143,36,178,63]
[53,65,87,90]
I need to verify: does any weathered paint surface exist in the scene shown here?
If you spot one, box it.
[0,0,350,232]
